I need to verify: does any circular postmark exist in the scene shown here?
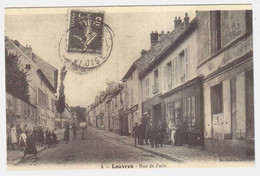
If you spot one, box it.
[58,10,114,74]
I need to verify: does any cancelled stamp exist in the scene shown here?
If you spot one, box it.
[58,9,114,74]
[67,10,104,54]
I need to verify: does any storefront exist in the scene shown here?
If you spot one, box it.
[128,104,138,136]
[142,95,161,124]
[119,107,129,136]
[160,76,204,146]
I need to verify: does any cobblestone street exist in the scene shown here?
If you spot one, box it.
[10,127,174,169]
[7,127,254,170]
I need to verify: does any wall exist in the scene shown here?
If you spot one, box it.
[6,92,37,129]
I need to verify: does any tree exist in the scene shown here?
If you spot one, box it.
[5,49,30,103]
[56,66,67,127]
[71,106,87,123]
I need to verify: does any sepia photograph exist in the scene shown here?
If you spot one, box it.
[2,3,257,173]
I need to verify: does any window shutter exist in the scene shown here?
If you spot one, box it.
[164,65,167,92]
[185,46,190,80]
[171,60,175,88]
[174,56,178,86]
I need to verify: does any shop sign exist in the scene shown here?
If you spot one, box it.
[130,104,138,112]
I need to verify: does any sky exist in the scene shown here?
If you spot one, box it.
[4,6,196,107]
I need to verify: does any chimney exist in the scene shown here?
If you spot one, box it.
[150,31,158,48]
[141,49,147,56]
[174,16,182,29]
[184,13,190,29]
[24,45,32,60]
[158,31,166,42]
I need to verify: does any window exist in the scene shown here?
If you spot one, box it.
[153,69,159,94]
[154,69,159,84]
[173,57,178,86]
[210,83,223,114]
[38,88,46,107]
[115,96,117,108]
[47,94,49,108]
[120,93,123,105]
[51,98,55,111]
[216,10,221,51]
[112,100,114,111]
[144,78,149,98]
[131,89,133,106]
[210,11,222,54]
[178,51,185,83]
[25,64,31,70]
[246,10,252,32]
[184,47,190,80]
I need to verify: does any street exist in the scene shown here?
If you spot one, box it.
[15,128,174,168]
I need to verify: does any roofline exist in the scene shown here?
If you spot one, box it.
[37,69,56,93]
[139,17,197,79]
[121,62,137,81]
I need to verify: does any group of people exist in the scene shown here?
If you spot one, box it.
[7,123,61,160]
[133,118,184,148]
[7,124,39,159]
[7,124,59,151]
[63,123,88,143]
[133,119,164,148]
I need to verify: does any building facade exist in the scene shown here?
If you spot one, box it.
[122,59,144,136]
[5,37,58,130]
[196,10,254,157]
[139,13,204,145]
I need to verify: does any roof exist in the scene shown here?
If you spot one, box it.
[5,36,58,90]
[138,18,197,78]
[37,69,56,93]
[32,53,58,89]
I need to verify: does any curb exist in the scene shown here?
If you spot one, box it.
[11,145,48,166]
[92,127,183,163]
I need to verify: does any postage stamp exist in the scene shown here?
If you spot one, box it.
[67,10,104,54]
[58,9,113,74]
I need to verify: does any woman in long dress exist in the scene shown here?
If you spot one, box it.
[168,119,176,147]
[10,124,17,150]
[22,130,39,159]
[19,130,27,151]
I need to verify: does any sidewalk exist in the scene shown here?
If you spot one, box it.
[90,127,248,163]
[7,145,47,165]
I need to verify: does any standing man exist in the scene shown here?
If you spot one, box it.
[72,124,78,140]
[10,124,17,150]
[147,120,155,148]
[64,124,70,143]
[138,123,144,145]
[152,121,159,148]
[133,122,139,146]
[16,124,22,150]
[157,120,164,147]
